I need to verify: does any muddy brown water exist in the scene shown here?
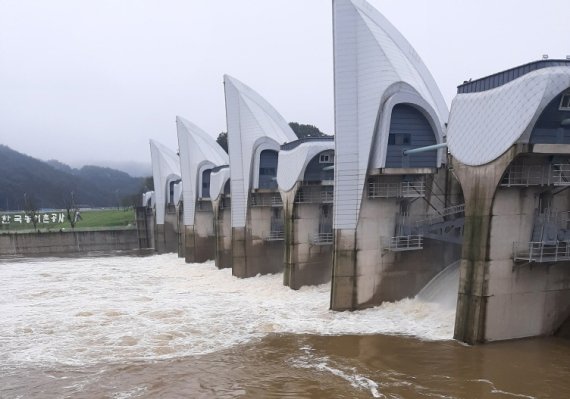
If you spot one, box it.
[1,254,569,398]
[2,334,569,398]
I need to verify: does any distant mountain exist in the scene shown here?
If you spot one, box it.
[0,145,148,211]
[46,159,75,174]
[288,122,329,138]
[72,160,152,178]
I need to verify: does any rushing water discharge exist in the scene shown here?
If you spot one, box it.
[1,254,569,398]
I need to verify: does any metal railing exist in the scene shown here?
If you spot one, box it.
[552,163,570,185]
[513,240,570,263]
[500,163,570,187]
[310,232,334,245]
[295,187,334,204]
[415,204,465,227]
[368,181,425,199]
[265,230,284,241]
[251,194,283,207]
[383,235,423,251]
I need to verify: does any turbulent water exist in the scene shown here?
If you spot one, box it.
[1,254,569,398]
[417,260,460,310]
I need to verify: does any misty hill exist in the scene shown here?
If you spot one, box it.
[0,145,147,211]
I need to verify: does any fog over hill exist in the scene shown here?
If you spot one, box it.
[69,160,152,178]
[0,145,149,211]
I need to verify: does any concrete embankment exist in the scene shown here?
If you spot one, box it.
[0,229,140,257]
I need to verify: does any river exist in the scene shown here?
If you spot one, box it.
[0,254,568,398]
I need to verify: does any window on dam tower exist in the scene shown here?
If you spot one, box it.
[258,150,278,189]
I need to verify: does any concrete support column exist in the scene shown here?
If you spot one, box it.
[232,202,284,278]
[184,225,196,263]
[163,210,180,253]
[452,145,522,344]
[330,228,357,310]
[155,223,166,253]
[213,200,232,269]
[282,190,295,288]
[282,186,333,290]
[232,227,247,277]
[177,205,185,258]
[145,210,155,250]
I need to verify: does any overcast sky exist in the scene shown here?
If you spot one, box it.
[1,0,568,173]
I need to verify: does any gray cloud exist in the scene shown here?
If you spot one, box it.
[0,0,568,171]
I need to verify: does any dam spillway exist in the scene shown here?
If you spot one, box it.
[130,0,570,346]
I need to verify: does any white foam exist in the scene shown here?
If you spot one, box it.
[0,254,455,367]
[416,261,460,310]
[291,346,384,398]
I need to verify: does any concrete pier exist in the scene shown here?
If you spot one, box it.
[453,147,570,343]
[155,204,179,254]
[178,202,185,258]
[183,200,216,263]
[282,185,334,289]
[277,139,336,289]
[231,192,284,278]
[330,170,461,310]
[213,198,232,269]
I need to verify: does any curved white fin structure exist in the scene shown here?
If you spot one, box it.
[149,140,181,225]
[142,191,155,208]
[210,166,230,203]
[224,75,297,228]
[277,139,335,192]
[176,116,229,226]
[333,0,448,230]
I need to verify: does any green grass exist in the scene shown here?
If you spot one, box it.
[0,208,136,233]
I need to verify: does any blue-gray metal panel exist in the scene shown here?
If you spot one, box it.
[259,149,278,189]
[385,104,437,168]
[202,169,212,198]
[530,91,570,144]
[303,150,335,182]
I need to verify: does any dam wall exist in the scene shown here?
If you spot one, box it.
[0,229,140,257]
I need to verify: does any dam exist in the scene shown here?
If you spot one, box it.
[132,0,570,346]
[4,0,570,397]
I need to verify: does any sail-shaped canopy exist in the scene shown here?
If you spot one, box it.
[149,139,181,225]
[224,75,297,227]
[332,0,448,229]
[176,116,229,225]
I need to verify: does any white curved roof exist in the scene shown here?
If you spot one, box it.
[210,166,230,202]
[448,67,570,166]
[149,139,181,225]
[277,140,335,192]
[332,0,448,230]
[142,191,155,208]
[176,116,229,225]
[224,75,297,227]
